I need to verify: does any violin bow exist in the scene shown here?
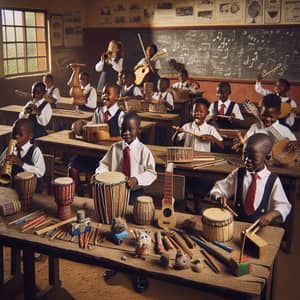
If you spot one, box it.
[137,33,154,73]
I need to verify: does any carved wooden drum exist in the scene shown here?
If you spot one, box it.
[93,172,130,224]
[53,177,75,220]
[167,147,193,163]
[14,172,37,210]
[133,196,155,225]
[202,208,233,242]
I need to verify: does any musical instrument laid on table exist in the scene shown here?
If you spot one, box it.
[82,123,110,142]
[133,196,155,225]
[167,146,193,163]
[272,138,297,167]
[148,102,167,113]
[202,208,234,242]
[71,119,88,138]
[53,177,75,220]
[67,63,87,106]
[158,163,176,229]
[134,33,167,85]
[0,139,17,185]
[14,171,37,210]
[0,187,21,216]
[92,172,130,224]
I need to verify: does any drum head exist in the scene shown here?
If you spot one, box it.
[136,196,153,204]
[202,208,231,221]
[83,123,109,129]
[95,172,126,184]
[54,177,73,185]
[15,172,35,180]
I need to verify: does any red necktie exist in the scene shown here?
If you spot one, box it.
[16,146,22,159]
[244,173,259,215]
[219,103,225,115]
[104,111,110,123]
[122,146,131,177]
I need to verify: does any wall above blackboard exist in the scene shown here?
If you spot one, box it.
[120,27,300,81]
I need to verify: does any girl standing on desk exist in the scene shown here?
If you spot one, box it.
[134,44,161,91]
[95,40,123,93]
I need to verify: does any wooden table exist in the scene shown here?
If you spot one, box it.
[0,192,284,300]
[0,105,93,130]
[36,130,300,254]
[0,125,12,152]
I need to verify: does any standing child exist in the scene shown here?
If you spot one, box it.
[0,119,45,192]
[208,81,244,129]
[119,71,142,99]
[19,81,52,139]
[43,73,61,108]
[69,83,124,195]
[77,72,97,112]
[152,78,174,111]
[95,40,123,93]
[95,112,157,204]
[211,133,291,225]
[255,75,298,130]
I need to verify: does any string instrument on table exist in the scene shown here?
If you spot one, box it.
[134,33,167,85]
[157,162,176,229]
[0,139,17,185]
[67,63,87,106]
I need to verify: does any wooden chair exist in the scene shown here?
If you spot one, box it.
[43,154,54,194]
[143,172,185,211]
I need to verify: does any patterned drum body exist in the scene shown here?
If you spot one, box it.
[14,172,37,210]
[133,196,155,225]
[202,208,233,242]
[82,124,110,142]
[53,177,75,220]
[93,172,130,224]
[148,103,167,113]
[124,99,147,112]
[167,147,193,163]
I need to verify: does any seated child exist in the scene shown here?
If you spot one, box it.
[95,112,157,204]
[255,75,298,130]
[208,81,244,129]
[152,78,174,111]
[0,119,45,193]
[69,83,124,195]
[19,81,52,139]
[172,68,200,92]
[240,94,297,151]
[173,98,224,152]
[77,72,97,112]
[119,71,142,99]
[43,73,61,108]
[210,133,291,225]
[172,98,224,214]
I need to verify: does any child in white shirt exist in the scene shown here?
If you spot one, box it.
[43,73,61,108]
[152,78,174,111]
[78,72,97,112]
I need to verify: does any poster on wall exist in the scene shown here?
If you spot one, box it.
[215,0,244,23]
[264,0,281,23]
[246,0,263,24]
[99,2,114,25]
[283,0,300,23]
[63,11,82,47]
[113,2,128,24]
[50,15,63,47]
[128,1,143,25]
[152,1,175,25]
[196,0,216,24]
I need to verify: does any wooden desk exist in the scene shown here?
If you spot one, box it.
[36,130,300,253]
[0,105,93,130]
[0,192,284,300]
[0,125,12,152]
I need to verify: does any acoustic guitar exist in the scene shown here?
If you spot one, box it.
[157,162,176,229]
[134,49,167,86]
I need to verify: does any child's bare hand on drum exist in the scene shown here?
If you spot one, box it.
[127,177,138,189]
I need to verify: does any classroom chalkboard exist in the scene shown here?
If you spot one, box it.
[120,27,300,81]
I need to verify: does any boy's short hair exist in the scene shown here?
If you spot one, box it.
[80,71,90,79]
[123,111,141,127]
[13,119,34,135]
[193,97,210,109]
[32,81,46,93]
[218,81,231,91]
[159,77,170,86]
[44,73,54,82]
[262,93,281,113]
[245,133,273,156]
[105,83,121,94]
[122,70,136,80]
[178,69,188,78]
[278,78,290,90]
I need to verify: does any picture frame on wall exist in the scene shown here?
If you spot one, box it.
[50,15,63,47]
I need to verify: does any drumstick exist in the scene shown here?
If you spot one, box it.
[180,232,195,249]
[9,209,44,225]
[162,235,174,250]
[245,218,260,233]
[22,215,47,232]
[172,126,203,139]
[262,64,282,78]
[94,224,102,245]
[201,249,221,273]
[170,233,193,258]
[50,229,63,241]
[155,231,165,254]
[225,204,238,217]
[239,230,247,264]
[35,216,76,236]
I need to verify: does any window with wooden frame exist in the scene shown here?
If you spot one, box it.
[0,8,49,77]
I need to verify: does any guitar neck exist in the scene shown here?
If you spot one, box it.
[164,171,173,203]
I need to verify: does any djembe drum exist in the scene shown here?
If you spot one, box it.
[133,196,155,225]
[82,123,110,142]
[14,172,37,210]
[202,208,234,242]
[167,147,193,163]
[92,172,130,224]
[53,177,75,220]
